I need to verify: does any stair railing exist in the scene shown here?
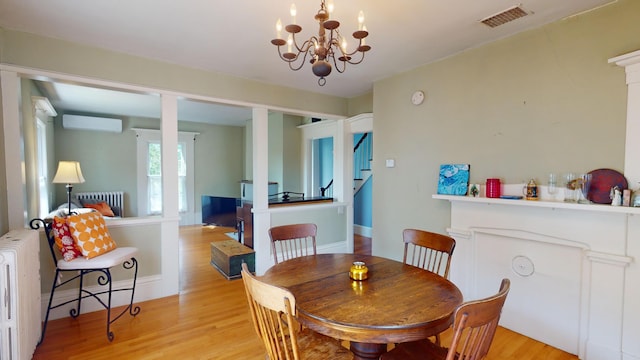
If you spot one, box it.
[320,133,371,197]
[353,133,371,181]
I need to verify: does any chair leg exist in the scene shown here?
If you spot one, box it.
[103,268,115,341]
[70,270,85,318]
[123,258,141,317]
[104,257,141,341]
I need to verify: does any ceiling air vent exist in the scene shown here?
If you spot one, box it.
[480,5,530,28]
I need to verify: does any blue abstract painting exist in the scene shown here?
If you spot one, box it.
[438,164,470,195]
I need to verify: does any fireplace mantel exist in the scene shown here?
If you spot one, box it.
[433,49,640,360]
[435,194,636,360]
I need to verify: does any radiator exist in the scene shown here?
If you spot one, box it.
[76,191,124,217]
[0,229,41,360]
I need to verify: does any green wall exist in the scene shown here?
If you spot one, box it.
[244,112,304,194]
[52,114,138,213]
[372,0,640,260]
[282,114,304,193]
[348,91,374,117]
[50,113,244,217]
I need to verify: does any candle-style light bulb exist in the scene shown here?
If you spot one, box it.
[358,11,365,30]
[341,39,347,53]
[327,0,334,16]
[287,34,293,53]
[290,4,297,24]
[276,18,282,39]
[362,25,368,45]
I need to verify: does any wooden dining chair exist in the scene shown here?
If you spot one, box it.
[240,263,353,360]
[381,278,511,360]
[269,223,317,264]
[403,228,456,279]
[402,229,456,346]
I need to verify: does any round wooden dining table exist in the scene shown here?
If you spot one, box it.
[260,253,463,360]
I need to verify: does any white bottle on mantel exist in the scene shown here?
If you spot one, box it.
[611,187,622,206]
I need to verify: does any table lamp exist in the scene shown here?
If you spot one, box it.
[52,161,85,215]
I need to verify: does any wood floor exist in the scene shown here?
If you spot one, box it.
[33,226,578,359]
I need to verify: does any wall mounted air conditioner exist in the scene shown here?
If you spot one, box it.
[62,114,123,133]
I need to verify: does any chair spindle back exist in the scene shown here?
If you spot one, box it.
[241,263,301,360]
[446,278,510,360]
[269,223,317,264]
[403,229,456,278]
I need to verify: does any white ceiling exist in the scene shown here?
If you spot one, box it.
[0,0,616,124]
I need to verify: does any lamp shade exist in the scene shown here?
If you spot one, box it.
[52,161,85,184]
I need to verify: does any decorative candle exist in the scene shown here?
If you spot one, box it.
[276,19,282,39]
[349,261,368,281]
[358,11,365,30]
[290,4,297,24]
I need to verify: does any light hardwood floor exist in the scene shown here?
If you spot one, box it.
[33,226,578,359]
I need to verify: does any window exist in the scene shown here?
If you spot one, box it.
[147,142,162,214]
[135,129,197,222]
[147,142,188,214]
[177,143,187,212]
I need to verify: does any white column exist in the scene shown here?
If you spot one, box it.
[335,119,354,253]
[0,70,25,230]
[252,107,271,274]
[609,50,640,187]
[160,93,179,296]
[609,49,640,360]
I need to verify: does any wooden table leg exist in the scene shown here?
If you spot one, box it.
[350,342,387,360]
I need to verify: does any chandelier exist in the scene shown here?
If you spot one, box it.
[271,1,371,86]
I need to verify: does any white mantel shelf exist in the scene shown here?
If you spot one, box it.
[433,194,640,215]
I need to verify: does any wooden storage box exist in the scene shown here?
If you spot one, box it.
[210,240,255,280]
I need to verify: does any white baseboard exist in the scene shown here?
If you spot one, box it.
[623,352,640,360]
[354,224,372,238]
[586,341,622,360]
[42,275,163,321]
[317,240,349,254]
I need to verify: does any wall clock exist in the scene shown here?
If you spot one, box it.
[411,90,425,105]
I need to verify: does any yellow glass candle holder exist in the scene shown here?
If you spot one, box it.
[349,261,368,281]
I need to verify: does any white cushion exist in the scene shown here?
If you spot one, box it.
[57,247,138,270]
[46,207,94,219]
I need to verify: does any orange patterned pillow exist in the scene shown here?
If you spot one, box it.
[84,201,115,217]
[51,216,82,261]
[67,212,118,259]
